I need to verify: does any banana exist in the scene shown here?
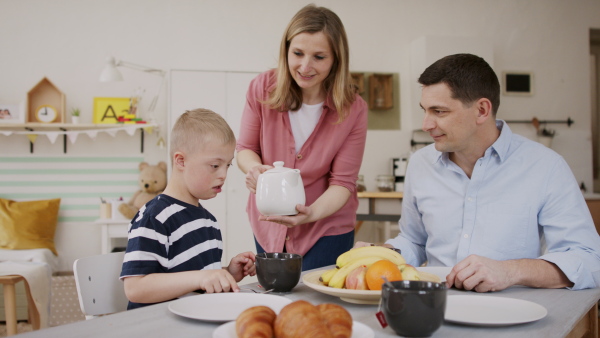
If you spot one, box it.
[319,268,339,286]
[328,256,383,288]
[417,271,442,283]
[336,246,406,268]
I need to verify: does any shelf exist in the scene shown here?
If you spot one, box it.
[368,73,393,110]
[351,73,365,94]
[0,123,158,154]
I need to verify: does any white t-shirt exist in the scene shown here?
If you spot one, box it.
[289,102,324,153]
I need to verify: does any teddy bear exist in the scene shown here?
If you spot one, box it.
[119,161,168,220]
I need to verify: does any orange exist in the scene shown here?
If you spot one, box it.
[365,259,403,290]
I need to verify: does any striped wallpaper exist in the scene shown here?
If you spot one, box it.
[0,156,143,222]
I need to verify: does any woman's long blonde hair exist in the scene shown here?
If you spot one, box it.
[266,4,355,123]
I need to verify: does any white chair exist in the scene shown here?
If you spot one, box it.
[73,251,129,319]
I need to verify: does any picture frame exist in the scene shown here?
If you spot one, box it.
[0,103,24,124]
[93,97,131,124]
[502,72,534,96]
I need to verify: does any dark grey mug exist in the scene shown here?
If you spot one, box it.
[382,280,447,337]
[255,252,302,293]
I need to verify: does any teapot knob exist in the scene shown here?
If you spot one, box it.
[273,161,284,168]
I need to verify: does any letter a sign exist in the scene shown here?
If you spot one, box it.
[93,97,131,124]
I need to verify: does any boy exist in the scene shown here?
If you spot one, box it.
[120,109,256,309]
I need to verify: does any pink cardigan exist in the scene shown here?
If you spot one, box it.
[236,70,368,256]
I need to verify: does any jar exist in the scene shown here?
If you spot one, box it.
[356,175,366,192]
[376,175,394,192]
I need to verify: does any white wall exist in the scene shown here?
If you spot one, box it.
[1,0,599,270]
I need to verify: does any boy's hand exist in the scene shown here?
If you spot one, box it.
[197,269,239,293]
[227,252,256,281]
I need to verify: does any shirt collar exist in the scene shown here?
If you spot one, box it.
[490,119,511,162]
[432,119,511,165]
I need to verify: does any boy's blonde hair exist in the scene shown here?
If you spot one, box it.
[170,109,235,158]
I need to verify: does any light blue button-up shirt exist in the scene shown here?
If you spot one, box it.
[387,120,600,289]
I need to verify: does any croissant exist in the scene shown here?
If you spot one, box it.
[235,305,276,338]
[274,300,332,338]
[316,303,353,338]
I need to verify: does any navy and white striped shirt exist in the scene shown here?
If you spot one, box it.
[120,194,223,309]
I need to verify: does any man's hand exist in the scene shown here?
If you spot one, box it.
[446,255,516,292]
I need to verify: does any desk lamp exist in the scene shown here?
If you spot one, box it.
[100,56,166,148]
[99,56,166,121]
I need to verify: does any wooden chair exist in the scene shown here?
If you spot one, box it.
[0,275,40,336]
[73,252,128,319]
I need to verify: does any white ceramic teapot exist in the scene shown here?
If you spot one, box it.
[256,161,305,216]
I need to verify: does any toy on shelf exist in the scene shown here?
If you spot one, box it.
[118,161,167,220]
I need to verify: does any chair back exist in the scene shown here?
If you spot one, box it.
[73,251,128,319]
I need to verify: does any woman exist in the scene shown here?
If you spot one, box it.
[236,4,368,271]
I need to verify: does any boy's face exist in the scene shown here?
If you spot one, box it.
[181,140,235,201]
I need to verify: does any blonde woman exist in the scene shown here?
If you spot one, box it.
[236,4,368,270]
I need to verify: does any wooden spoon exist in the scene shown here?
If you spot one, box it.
[532,117,540,134]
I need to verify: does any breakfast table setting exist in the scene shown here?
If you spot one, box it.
[14,263,600,338]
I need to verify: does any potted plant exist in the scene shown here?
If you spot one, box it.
[71,108,80,124]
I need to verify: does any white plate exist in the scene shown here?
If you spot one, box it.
[213,320,374,338]
[445,295,548,326]
[168,293,292,322]
[302,266,451,305]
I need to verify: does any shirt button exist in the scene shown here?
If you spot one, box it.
[463,234,469,239]
[467,197,473,202]
[285,236,290,241]
[297,154,302,160]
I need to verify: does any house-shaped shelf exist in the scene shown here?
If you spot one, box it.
[27,77,66,123]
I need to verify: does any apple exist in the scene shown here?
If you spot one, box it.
[398,264,420,281]
[345,265,368,290]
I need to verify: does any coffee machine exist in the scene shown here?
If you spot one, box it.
[391,157,408,191]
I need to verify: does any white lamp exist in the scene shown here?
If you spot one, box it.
[99,56,166,115]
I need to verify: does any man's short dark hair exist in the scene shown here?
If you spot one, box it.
[418,53,500,114]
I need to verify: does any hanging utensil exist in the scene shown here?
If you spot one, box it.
[532,117,540,134]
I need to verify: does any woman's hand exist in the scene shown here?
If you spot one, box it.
[260,204,314,228]
[245,164,273,194]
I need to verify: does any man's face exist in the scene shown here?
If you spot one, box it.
[420,83,480,154]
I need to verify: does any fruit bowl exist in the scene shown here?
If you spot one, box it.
[302,267,452,305]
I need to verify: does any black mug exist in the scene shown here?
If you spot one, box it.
[255,252,302,292]
[382,280,447,337]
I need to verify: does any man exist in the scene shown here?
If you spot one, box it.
[358,53,600,292]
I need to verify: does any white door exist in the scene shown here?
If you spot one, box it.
[169,70,258,264]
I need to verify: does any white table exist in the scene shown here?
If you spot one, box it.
[94,219,130,254]
[14,268,600,338]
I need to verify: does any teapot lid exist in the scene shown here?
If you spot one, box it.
[264,161,294,174]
